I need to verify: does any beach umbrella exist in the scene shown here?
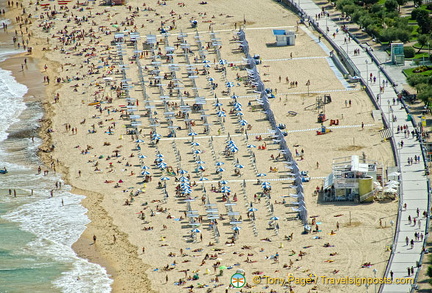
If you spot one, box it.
[199,177,209,181]
[138,155,147,159]
[179,176,189,182]
[217,111,226,117]
[270,216,279,221]
[160,177,170,181]
[239,119,248,126]
[193,150,202,154]
[141,171,151,176]
[216,162,225,166]
[158,162,167,169]
[219,180,229,185]
[179,169,188,174]
[141,166,150,169]
[188,132,198,136]
[247,144,256,148]
[135,139,145,143]
[231,95,238,99]
[221,186,231,193]
[229,146,239,153]
[191,142,200,146]
[233,102,242,107]
[155,158,164,163]
[257,173,267,177]
[198,165,206,171]
[248,208,258,212]
[226,82,234,88]
[235,164,244,169]
[191,228,201,233]
[156,153,164,158]
[214,102,223,107]
[196,161,205,165]
[203,60,211,63]
[216,167,225,173]
[219,59,227,65]
[236,112,244,116]
[232,226,241,231]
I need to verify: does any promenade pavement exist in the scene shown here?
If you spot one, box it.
[288,0,430,291]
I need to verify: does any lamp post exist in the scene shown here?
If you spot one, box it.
[373,269,378,293]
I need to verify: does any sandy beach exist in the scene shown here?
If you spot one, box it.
[3,0,399,291]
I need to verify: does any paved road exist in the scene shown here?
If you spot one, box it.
[283,0,430,291]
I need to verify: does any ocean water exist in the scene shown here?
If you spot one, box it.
[0,12,112,293]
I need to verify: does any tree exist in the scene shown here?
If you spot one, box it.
[413,0,423,7]
[416,9,432,34]
[417,34,430,53]
[385,0,399,12]
[397,30,411,43]
[396,0,407,11]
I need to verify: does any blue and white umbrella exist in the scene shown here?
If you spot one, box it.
[226,82,234,88]
[141,165,150,169]
[179,176,189,182]
[158,162,168,169]
[270,216,279,221]
[135,139,145,143]
[191,228,201,233]
[215,162,225,166]
[221,186,231,193]
[247,144,256,148]
[235,164,244,169]
[196,161,205,165]
[219,180,229,185]
[219,59,227,65]
[198,165,205,171]
[231,95,238,99]
[179,169,188,174]
[193,150,202,154]
[233,102,242,107]
[235,112,244,116]
[216,167,225,173]
[239,119,248,126]
[138,155,147,159]
[155,158,164,163]
[248,207,258,212]
[188,132,198,136]
[141,171,151,176]
[214,102,223,107]
[152,134,161,140]
[217,111,226,117]
[229,146,239,152]
[208,77,214,82]
[199,177,209,181]
[156,153,164,158]
[232,226,241,231]
[160,177,170,181]
[257,173,267,177]
[203,60,211,63]
[204,64,211,68]
[191,142,200,146]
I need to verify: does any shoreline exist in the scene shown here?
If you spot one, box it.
[1,3,153,292]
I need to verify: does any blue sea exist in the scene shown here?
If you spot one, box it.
[0,9,112,293]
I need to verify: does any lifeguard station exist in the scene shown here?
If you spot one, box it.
[272,30,295,46]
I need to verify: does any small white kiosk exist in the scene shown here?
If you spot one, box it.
[273,30,295,46]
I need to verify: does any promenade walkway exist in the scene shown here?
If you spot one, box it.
[279,0,430,291]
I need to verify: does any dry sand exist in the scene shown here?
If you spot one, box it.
[6,0,398,291]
